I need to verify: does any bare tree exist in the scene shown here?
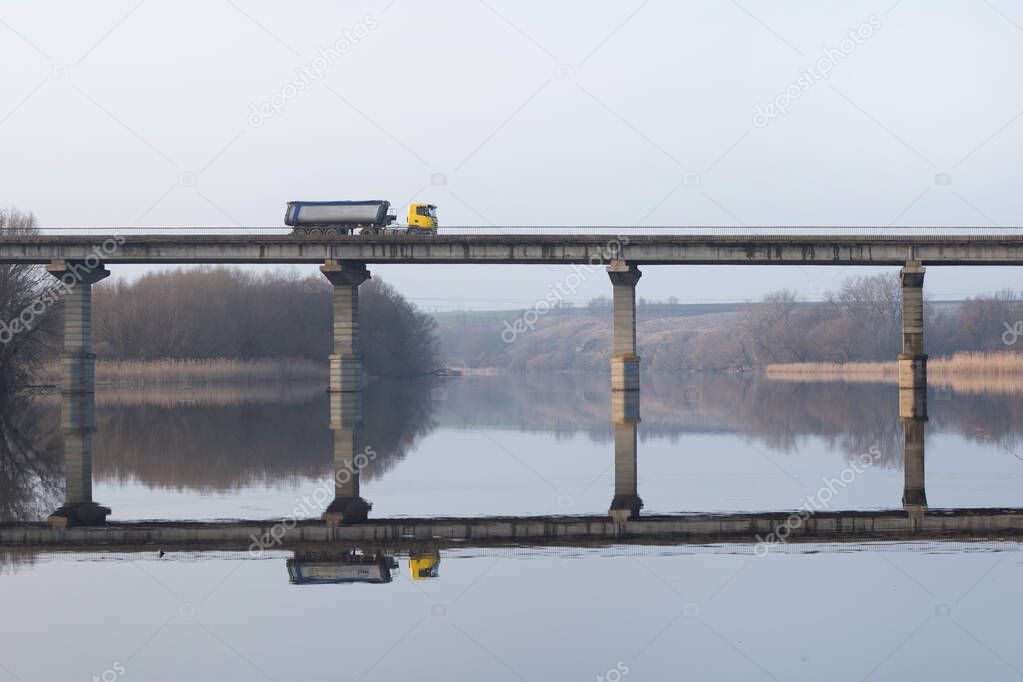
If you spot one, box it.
[0,208,55,390]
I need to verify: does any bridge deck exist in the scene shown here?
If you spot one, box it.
[2,232,1023,265]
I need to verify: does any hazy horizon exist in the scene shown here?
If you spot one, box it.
[3,0,1022,308]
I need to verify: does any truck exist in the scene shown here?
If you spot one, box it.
[286,552,398,585]
[285,199,438,236]
[409,551,440,580]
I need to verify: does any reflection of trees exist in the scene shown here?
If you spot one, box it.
[931,391,1023,455]
[92,379,437,490]
[442,374,898,456]
[20,371,1023,498]
[669,375,903,467]
[441,373,1023,467]
[362,379,438,480]
[0,391,61,522]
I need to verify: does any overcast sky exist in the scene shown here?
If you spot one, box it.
[2,0,1022,309]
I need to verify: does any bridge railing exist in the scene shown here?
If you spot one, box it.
[10,226,1023,237]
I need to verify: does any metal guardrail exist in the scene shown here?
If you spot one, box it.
[6,225,1023,237]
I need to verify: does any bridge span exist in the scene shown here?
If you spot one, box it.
[2,231,1023,265]
[6,227,1020,528]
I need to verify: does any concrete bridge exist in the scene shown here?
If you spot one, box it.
[3,231,1023,265]
[6,228,1019,528]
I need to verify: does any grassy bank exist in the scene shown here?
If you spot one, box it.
[766,351,1023,394]
[39,358,325,386]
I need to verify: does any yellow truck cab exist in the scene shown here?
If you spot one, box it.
[408,203,438,231]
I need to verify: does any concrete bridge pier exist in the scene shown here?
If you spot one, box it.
[898,261,927,524]
[607,261,641,392]
[898,261,927,418]
[45,260,110,394]
[320,261,371,394]
[609,389,642,523]
[320,261,372,524]
[45,260,111,526]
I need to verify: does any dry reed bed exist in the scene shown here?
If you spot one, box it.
[38,358,325,386]
[766,352,1023,394]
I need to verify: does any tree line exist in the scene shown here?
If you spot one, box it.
[93,267,440,377]
[683,274,1023,370]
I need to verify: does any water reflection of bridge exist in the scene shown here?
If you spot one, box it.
[8,364,1023,549]
[15,258,1020,544]
[4,507,1023,550]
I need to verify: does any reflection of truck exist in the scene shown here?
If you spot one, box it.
[285,199,438,236]
[409,551,440,580]
[287,553,397,585]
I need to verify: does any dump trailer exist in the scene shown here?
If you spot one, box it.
[285,200,395,236]
[285,199,437,235]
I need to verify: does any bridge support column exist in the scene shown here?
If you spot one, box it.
[320,261,371,394]
[898,261,927,523]
[609,390,642,524]
[45,260,111,527]
[45,260,110,395]
[607,261,641,392]
[320,261,372,524]
[898,262,927,418]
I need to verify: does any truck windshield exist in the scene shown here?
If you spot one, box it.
[428,206,437,219]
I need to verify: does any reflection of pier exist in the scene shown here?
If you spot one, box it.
[609,390,641,522]
[899,262,928,523]
[608,262,642,523]
[46,262,110,527]
[321,262,372,524]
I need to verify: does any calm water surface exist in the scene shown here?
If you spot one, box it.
[2,374,1023,680]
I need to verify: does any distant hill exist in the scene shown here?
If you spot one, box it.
[433,296,985,374]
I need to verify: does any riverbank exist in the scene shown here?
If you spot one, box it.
[766,351,1023,394]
